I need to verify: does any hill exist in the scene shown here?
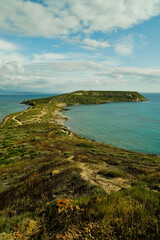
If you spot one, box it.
[22,90,146,106]
[0,91,159,240]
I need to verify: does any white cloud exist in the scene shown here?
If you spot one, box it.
[0,51,27,63]
[0,0,160,38]
[0,38,28,63]
[26,60,106,72]
[95,66,160,83]
[82,38,110,50]
[32,53,66,62]
[0,39,17,51]
[114,35,134,56]
[0,58,160,92]
[113,34,147,56]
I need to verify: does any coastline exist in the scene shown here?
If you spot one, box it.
[0,91,157,156]
[0,91,158,156]
[52,108,69,125]
[61,93,160,155]
[62,106,160,156]
[0,91,160,239]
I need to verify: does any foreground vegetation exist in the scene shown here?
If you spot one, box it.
[0,91,159,239]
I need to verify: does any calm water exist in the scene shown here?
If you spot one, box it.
[65,93,160,155]
[0,94,55,122]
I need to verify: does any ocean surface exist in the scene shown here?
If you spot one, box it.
[65,93,160,155]
[0,94,55,122]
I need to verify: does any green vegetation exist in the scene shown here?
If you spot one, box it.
[75,142,94,148]
[43,187,160,240]
[22,90,146,107]
[0,90,159,239]
[98,169,127,178]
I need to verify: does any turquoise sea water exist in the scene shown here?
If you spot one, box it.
[65,93,160,155]
[0,94,54,122]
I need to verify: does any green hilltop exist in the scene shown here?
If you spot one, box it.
[22,90,146,106]
[0,90,160,240]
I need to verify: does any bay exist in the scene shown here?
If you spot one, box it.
[65,93,160,155]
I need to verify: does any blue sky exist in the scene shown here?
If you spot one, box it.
[0,0,160,92]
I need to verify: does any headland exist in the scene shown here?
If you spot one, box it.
[0,91,160,239]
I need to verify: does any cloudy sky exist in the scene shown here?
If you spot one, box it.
[0,0,160,93]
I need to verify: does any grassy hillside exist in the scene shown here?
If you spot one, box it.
[0,91,159,240]
[22,90,146,106]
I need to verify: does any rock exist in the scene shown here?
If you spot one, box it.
[0,233,13,240]
[18,219,37,235]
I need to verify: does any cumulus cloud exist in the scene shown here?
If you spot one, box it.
[113,34,147,56]
[114,35,134,56]
[0,39,28,63]
[0,0,160,38]
[25,60,106,72]
[0,39,17,51]
[95,66,160,84]
[32,53,66,63]
[0,58,160,92]
[81,38,110,50]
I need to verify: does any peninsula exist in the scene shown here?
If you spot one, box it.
[0,91,160,240]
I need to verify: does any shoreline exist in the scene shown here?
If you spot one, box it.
[52,108,70,125]
[1,98,159,157]
[59,105,160,157]
[0,91,160,239]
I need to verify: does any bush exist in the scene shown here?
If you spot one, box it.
[98,169,126,178]
[75,142,94,148]
[42,187,160,239]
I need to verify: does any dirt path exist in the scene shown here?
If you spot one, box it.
[1,116,10,127]
[1,107,33,127]
[12,115,23,125]
[80,162,130,193]
[11,106,34,126]
[35,109,47,123]
[34,98,54,123]
[2,98,60,127]
[69,156,130,193]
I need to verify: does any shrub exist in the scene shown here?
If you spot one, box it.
[75,142,94,148]
[98,169,126,178]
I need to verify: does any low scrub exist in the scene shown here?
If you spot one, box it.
[75,142,94,148]
[42,187,160,239]
[98,169,126,178]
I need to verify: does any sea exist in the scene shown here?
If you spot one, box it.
[0,93,159,155]
[64,93,160,155]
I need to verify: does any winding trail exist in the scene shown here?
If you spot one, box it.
[79,162,130,193]
[11,106,34,126]
[35,109,47,123]
[1,116,10,127]
[68,156,130,194]
[2,106,33,127]
[1,98,57,127]
[12,115,23,125]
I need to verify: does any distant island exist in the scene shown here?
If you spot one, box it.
[0,91,160,240]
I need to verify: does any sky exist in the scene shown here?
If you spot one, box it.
[0,0,160,93]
